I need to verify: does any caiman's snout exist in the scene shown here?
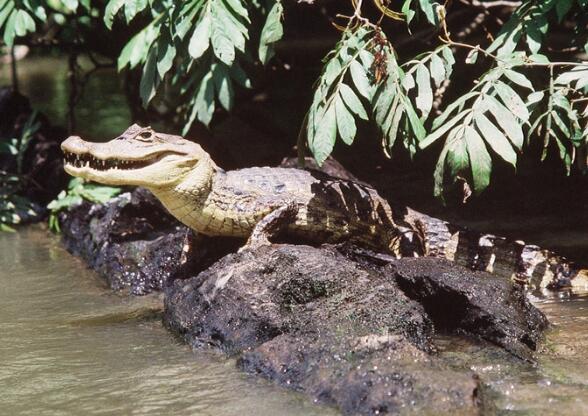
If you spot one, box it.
[61,125,210,188]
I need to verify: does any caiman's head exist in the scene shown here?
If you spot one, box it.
[61,124,213,188]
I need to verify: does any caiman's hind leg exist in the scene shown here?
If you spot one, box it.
[242,203,299,250]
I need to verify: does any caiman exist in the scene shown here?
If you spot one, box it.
[61,124,588,291]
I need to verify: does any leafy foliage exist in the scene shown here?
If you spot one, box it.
[111,0,283,133]
[0,173,38,231]
[0,112,41,231]
[303,0,588,198]
[1,0,588,201]
[0,0,93,46]
[47,178,121,232]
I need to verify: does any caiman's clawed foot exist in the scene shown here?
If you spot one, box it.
[238,203,298,253]
[239,235,272,253]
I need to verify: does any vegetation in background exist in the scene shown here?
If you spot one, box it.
[0,0,587,201]
[47,177,121,232]
[0,111,40,231]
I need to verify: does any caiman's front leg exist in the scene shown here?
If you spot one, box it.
[243,203,299,250]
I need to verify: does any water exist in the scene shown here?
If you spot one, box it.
[0,227,337,415]
[0,53,131,140]
[435,290,588,414]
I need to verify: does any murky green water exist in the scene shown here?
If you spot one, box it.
[0,227,337,415]
[2,229,587,415]
[0,53,131,140]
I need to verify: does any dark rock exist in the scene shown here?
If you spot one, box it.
[390,257,548,361]
[59,187,239,294]
[164,244,482,414]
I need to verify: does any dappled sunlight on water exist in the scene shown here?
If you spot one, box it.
[0,227,338,415]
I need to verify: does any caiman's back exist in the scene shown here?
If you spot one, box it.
[211,167,405,252]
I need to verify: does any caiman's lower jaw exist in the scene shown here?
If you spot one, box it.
[63,150,170,172]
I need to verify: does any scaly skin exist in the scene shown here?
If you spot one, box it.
[61,124,588,291]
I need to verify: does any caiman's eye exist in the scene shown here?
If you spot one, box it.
[137,131,153,141]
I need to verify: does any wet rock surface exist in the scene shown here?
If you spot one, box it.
[59,187,239,294]
[164,244,548,414]
[391,258,548,361]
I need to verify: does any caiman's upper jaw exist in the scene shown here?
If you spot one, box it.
[63,148,176,172]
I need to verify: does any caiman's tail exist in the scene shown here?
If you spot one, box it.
[401,207,588,291]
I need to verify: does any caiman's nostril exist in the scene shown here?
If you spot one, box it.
[61,136,89,153]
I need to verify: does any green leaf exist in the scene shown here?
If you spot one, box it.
[3,9,16,46]
[503,69,533,90]
[441,46,454,78]
[551,110,570,138]
[189,12,212,60]
[124,0,148,23]
[415,64,432,119]
[0,4,15,31]
[14,10,35,37]
[483,95,524,149]
[211,21,235,65]
[335,96,356,145]
[432,91,477,129]
[433,141,450,197]
[187,71,215,128]
[403,96,426,141]
[104,0,125,29]
[555,68,588,85]
[421,110,469,148]
[418,0,439,25]
[494,81,529,121]
[400,0,416,26]
[61,0,79,12]
[339,84,368,120]
[446,133,469,178]
[464,126,492,194]
[525,21,543,54]
[349,60,372,100]
[311,106,337,165]
[223,0,249,19]
[385,100,404,151]
[156,36,176,78]
[258,0,283,65]
[212,64,234,111]
[474,113,517,167]
[140,46,159,105]
[465,47,479,65]
[527,91,544,106]
[429,53,445,88]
